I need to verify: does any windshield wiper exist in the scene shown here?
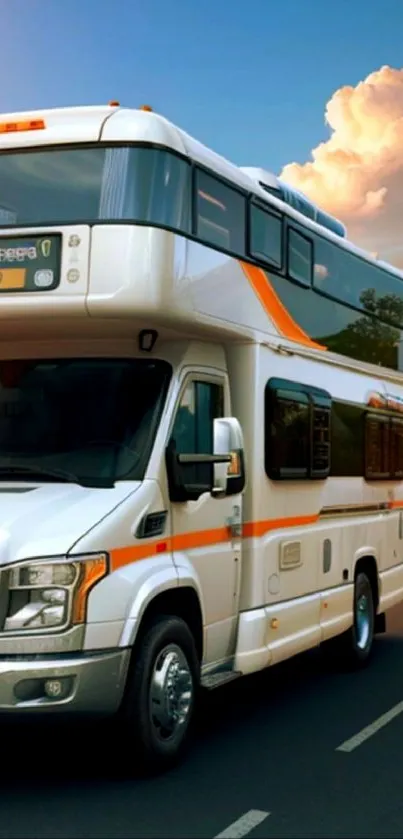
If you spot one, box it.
[0,464,114,489]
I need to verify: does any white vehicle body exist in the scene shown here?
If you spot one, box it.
[0,103,401,766]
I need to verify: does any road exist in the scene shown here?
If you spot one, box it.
[2,608,403,839]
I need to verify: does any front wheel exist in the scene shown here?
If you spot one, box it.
[120,615,199,773]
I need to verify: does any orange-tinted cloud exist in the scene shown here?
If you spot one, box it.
[279,66,403,267]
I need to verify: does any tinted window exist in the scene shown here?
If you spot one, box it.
[0,146,191,231]
[390,418,403,479]
[265,379,331,480]
[0,358,171,486]
[331,401,363,477]
[269,267,403,372]
[314,236,403,328]
[195,169,245,254]
[288,228,312,286]
[249,204,282,268]
[365,413,390,479]
[265,385,310,479]
[170,380,224,486]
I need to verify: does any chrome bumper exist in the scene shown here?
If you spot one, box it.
[0,649,130,714]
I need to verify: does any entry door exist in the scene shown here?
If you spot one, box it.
[169,374,243,667]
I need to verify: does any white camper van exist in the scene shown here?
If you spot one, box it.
[0,103,401,771]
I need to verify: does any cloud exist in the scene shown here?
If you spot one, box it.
[279,66,403,267]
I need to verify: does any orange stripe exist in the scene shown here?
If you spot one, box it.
[240,261,326,351]
[388,500,403,509]
[173,526,230,551]
[109,501,403,571]
[110,515,316,571]
[243,514,318,538]
[110,526,232,570]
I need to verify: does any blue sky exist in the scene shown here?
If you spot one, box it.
[2,0,402,175]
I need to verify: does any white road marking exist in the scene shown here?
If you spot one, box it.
[214,810,270,838]
[336,699,403,753]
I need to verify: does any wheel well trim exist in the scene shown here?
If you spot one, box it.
[119,566,205,649]
[352,550,380,610]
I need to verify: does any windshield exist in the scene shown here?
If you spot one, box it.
[0,145,190,230]
[0,358,171,487]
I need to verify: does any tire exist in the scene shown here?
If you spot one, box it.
[329,570,375,668]
[120,615,199,774]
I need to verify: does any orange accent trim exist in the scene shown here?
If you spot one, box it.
[109,502,403,572]
[173,525,230,551]
[72,555,108,623]
[242,514,318,538]
[109,515,317,571]
[111,541,166,569]
[110,525,232,570]
[240,261,326,351]
[388,500,403,509]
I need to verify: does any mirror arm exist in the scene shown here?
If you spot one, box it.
[177,453,231,465]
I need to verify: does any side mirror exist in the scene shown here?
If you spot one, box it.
[212,417,245,497]
[165,440,231,503]
[165,417,245,504]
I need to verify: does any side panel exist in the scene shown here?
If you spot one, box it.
[228,342,403,672]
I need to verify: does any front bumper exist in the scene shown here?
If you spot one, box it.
[0,648,130,714]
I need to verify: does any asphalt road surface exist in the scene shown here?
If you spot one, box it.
[3,608,403,839]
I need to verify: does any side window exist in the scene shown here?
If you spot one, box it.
[364,412,403,481]
[364,413,390,479]
[265,378,331,480]
[195,169,245,255]
[170,380,224,484]
[390,418,403,479]
[287,228,313,286]
[330,401,364,477]
[249,204,282,268]
[100,147,191,233]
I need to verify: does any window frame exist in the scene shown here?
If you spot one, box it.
[264,377,331,481]
[247,199,284,270]
[364,411,391,480]
[0,140,193,234]
[168,373,227,451]
[363,410,403,481]
[166,373,228,500]
[192,166,247,258]
[286,224,314,288]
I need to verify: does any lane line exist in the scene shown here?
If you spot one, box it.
[336,699,403,753]
[214,810,270,838]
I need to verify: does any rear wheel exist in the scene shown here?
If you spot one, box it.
[328,570,375,668]
[353,571,375,661]
[121,615,199,773]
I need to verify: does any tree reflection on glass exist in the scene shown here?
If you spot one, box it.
[317,288,403,369]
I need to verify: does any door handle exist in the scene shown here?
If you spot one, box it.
[226,505,242,538]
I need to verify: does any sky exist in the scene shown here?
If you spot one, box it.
[2,0,403,264]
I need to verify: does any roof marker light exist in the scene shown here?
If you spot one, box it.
[0,119,45,134]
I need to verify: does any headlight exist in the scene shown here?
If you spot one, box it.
[3,554,108,633]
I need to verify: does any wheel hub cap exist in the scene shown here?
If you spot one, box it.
[149,644,193,741]
[356,591,370,650]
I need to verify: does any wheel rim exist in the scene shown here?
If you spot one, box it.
[149,643,193,743]
[355,578,372,650]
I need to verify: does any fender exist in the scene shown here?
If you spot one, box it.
[353,546,379,575]
[174,553,206,623]
[118,553,205,648]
